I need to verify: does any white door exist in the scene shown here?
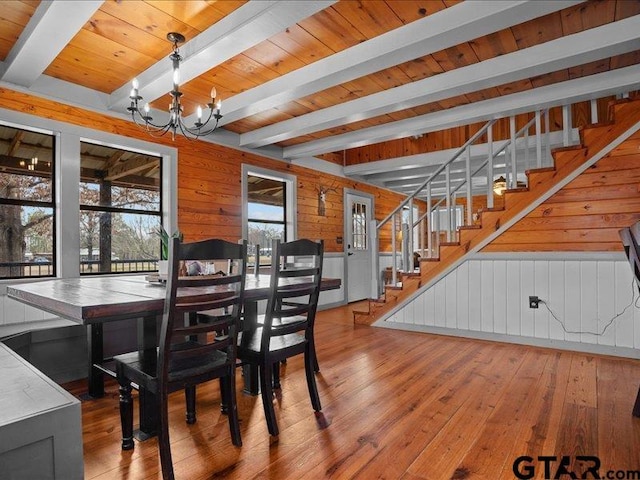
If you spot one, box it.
[346,192,373,302]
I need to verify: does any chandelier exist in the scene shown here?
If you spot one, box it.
[127,32,222,141]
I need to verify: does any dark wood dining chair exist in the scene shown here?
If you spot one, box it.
[114,237,247,480]
[237,238,324,436]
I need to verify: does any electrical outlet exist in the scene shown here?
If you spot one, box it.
[529,295,540,309]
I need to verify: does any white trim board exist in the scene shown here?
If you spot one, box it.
[375,321,640,360]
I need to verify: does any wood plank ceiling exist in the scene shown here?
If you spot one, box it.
[0,0,639,195]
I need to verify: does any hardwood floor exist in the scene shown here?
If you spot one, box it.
[66,301,640,479]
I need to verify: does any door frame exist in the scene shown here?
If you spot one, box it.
[343,188,375,303]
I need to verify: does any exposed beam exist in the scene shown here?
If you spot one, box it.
[0,1,102,87]
[105,156,156,181]
[81,168,158,189]
[241,17,640,148]
[8,131,25,156]
[109,0,336,112]
[103,151,126,171]
[352,131,570,183]
[221,0,581,127]
[283,65,640,159]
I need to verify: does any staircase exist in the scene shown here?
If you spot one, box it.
[353,97,640,325]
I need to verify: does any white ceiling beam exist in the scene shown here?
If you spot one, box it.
[0,1,103,87]
[109,0,336,112]
[221,0,581,127]
[241,17,640,148]
[283,65,640,159]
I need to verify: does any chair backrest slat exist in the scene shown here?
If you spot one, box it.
[261,239,323,351]
[158,237,247,387]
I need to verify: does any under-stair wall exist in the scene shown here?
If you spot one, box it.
[381,254,640,358]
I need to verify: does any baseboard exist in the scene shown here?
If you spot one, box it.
[374,321,640,359]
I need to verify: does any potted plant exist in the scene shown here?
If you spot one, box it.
[157,226,182,276]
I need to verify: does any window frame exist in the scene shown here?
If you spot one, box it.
[78,140,163,275]
[0,122,57,279]
[0,107,177,285]
[241,164,297,255]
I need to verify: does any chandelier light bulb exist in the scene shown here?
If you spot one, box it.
[132,78,139,90]
[144,103,150,113]
[210,87,217,99]
[197,106,202,120]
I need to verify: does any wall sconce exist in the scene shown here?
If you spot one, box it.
[493,175,507,196]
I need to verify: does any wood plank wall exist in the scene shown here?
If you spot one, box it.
[0,87,417,254]
[484,148,640,253]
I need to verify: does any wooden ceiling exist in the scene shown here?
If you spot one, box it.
[1,0,639,193]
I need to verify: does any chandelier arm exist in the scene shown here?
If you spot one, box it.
[194,116,222,136]
[130,109,175,138]
[130,106,173,132]
[178,117,203,141]
[179,105,218,137]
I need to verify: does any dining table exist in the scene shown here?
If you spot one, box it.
[7,273,340,439]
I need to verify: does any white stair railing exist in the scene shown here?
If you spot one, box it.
[372,106,561,296]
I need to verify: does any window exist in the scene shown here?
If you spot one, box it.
[0,124,55,279]
[243,167,296,268]
[247,174,286,264]
[351,201,368,250]
[79,142,162,274]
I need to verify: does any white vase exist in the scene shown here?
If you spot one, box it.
[157,260,168,277]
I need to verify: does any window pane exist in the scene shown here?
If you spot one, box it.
[0,124,55,279]
[0,172,53,202]
[248,202,284,222]
[248,221,284,249]
[0,205,54,278]
[80,141,161,275]
[80,143,160,208]
[352,201,367,250]
[80,212,161,274]
[0,126,54,202]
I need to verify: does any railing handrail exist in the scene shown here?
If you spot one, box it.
[377,118,498,230]
[411,111,543,230]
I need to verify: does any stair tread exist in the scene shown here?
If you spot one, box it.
[525,166,555,174]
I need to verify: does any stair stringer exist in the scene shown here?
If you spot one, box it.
[372,107,640,327]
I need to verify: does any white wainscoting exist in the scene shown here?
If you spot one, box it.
[319,253,345,308]
[382,254,640,357]
[0,285,52,327]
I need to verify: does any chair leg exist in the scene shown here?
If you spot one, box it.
[272,361,281,389]
[158,388,175,480]
[224,372,242,446]
[260,363,279,436]
[311,337,320,372]
[118,382,134,450]
[219,377,228,414]
[304,348,322,412]
[185,385,196,424]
